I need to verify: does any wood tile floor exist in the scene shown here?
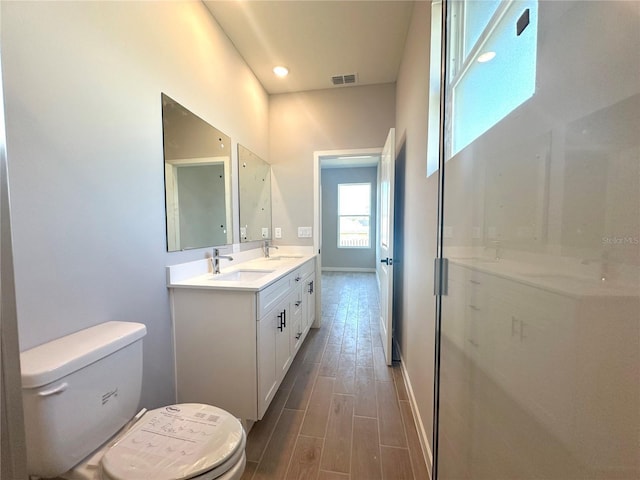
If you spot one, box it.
[241,272,430,480]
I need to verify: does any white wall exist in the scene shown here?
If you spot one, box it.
[269,84,395,246]
[394,0,436,468]
[2,1,269,408]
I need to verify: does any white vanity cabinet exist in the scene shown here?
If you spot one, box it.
[443,260,639,471]
[171,257,316,423]
[444,263,576,441]
[256,258,316,417]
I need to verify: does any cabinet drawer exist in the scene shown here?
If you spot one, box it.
[299,258,315,279]
[258,273,293,319]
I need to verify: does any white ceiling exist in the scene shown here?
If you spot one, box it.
[203,1,415,95]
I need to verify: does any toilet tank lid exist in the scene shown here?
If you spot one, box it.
[21,321,147,389]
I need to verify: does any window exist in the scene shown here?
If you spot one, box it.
[338,183,371,248]
[448,0,538,157]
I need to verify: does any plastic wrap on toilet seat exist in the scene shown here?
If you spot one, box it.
[101,404,245,480]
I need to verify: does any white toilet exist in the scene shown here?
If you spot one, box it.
[20,321,246,480]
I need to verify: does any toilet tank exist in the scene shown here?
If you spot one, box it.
[21,321,147,478]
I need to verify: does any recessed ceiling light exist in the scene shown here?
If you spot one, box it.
[477,51,496,63]
[273,66,289,78]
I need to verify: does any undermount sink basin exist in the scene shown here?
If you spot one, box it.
[452,256,499,263]
[214,269,274,282]
[265,255,304,261]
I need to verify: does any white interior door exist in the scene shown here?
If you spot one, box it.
[377,128,395,366]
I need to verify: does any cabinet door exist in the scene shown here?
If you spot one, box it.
[257,308,278,418]
[275,303,292,383]
[487,284,576,445]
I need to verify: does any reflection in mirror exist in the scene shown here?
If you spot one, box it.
[484,132,551,245]
[561,93,640,265]
[161,94,233,251]
[238,145,271,242]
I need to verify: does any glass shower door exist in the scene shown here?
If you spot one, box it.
[435,1,640,478]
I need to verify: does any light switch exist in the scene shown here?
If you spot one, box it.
[297,226,312,238]
[261,228,269,238]
[517,226,533,238]
[275,227,282,238]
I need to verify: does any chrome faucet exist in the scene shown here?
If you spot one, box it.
[263,240,279,258]
[211,248,233,274]
[581,250,610,281]
[486,240,501,260]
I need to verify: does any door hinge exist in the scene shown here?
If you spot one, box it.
[434,257,449,296]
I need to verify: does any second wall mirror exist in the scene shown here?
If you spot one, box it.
[238,144,272,242]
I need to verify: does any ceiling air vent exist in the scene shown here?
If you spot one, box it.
[331,73,358,86]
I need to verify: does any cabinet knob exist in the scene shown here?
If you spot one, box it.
[295,301,302,307]
[520,321,527,342]
[295,276,302,282]
[511,316,519,337]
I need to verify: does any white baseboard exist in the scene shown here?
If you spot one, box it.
[321,267,376,272]
[396,341,433,478]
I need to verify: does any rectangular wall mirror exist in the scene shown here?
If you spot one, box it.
[161,93,233,251]
[483,132,551,246]
[238,144,271,242]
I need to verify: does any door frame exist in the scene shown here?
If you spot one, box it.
[312,147,383,325]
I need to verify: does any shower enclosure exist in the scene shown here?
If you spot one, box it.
[433,1,640,478]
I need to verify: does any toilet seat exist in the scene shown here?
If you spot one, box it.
[100,404,245,480]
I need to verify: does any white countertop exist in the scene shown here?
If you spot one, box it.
[167,251,316,292]
[449,256,640,299]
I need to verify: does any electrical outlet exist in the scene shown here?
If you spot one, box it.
[275,227,282,238]
[444,226,453,238]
